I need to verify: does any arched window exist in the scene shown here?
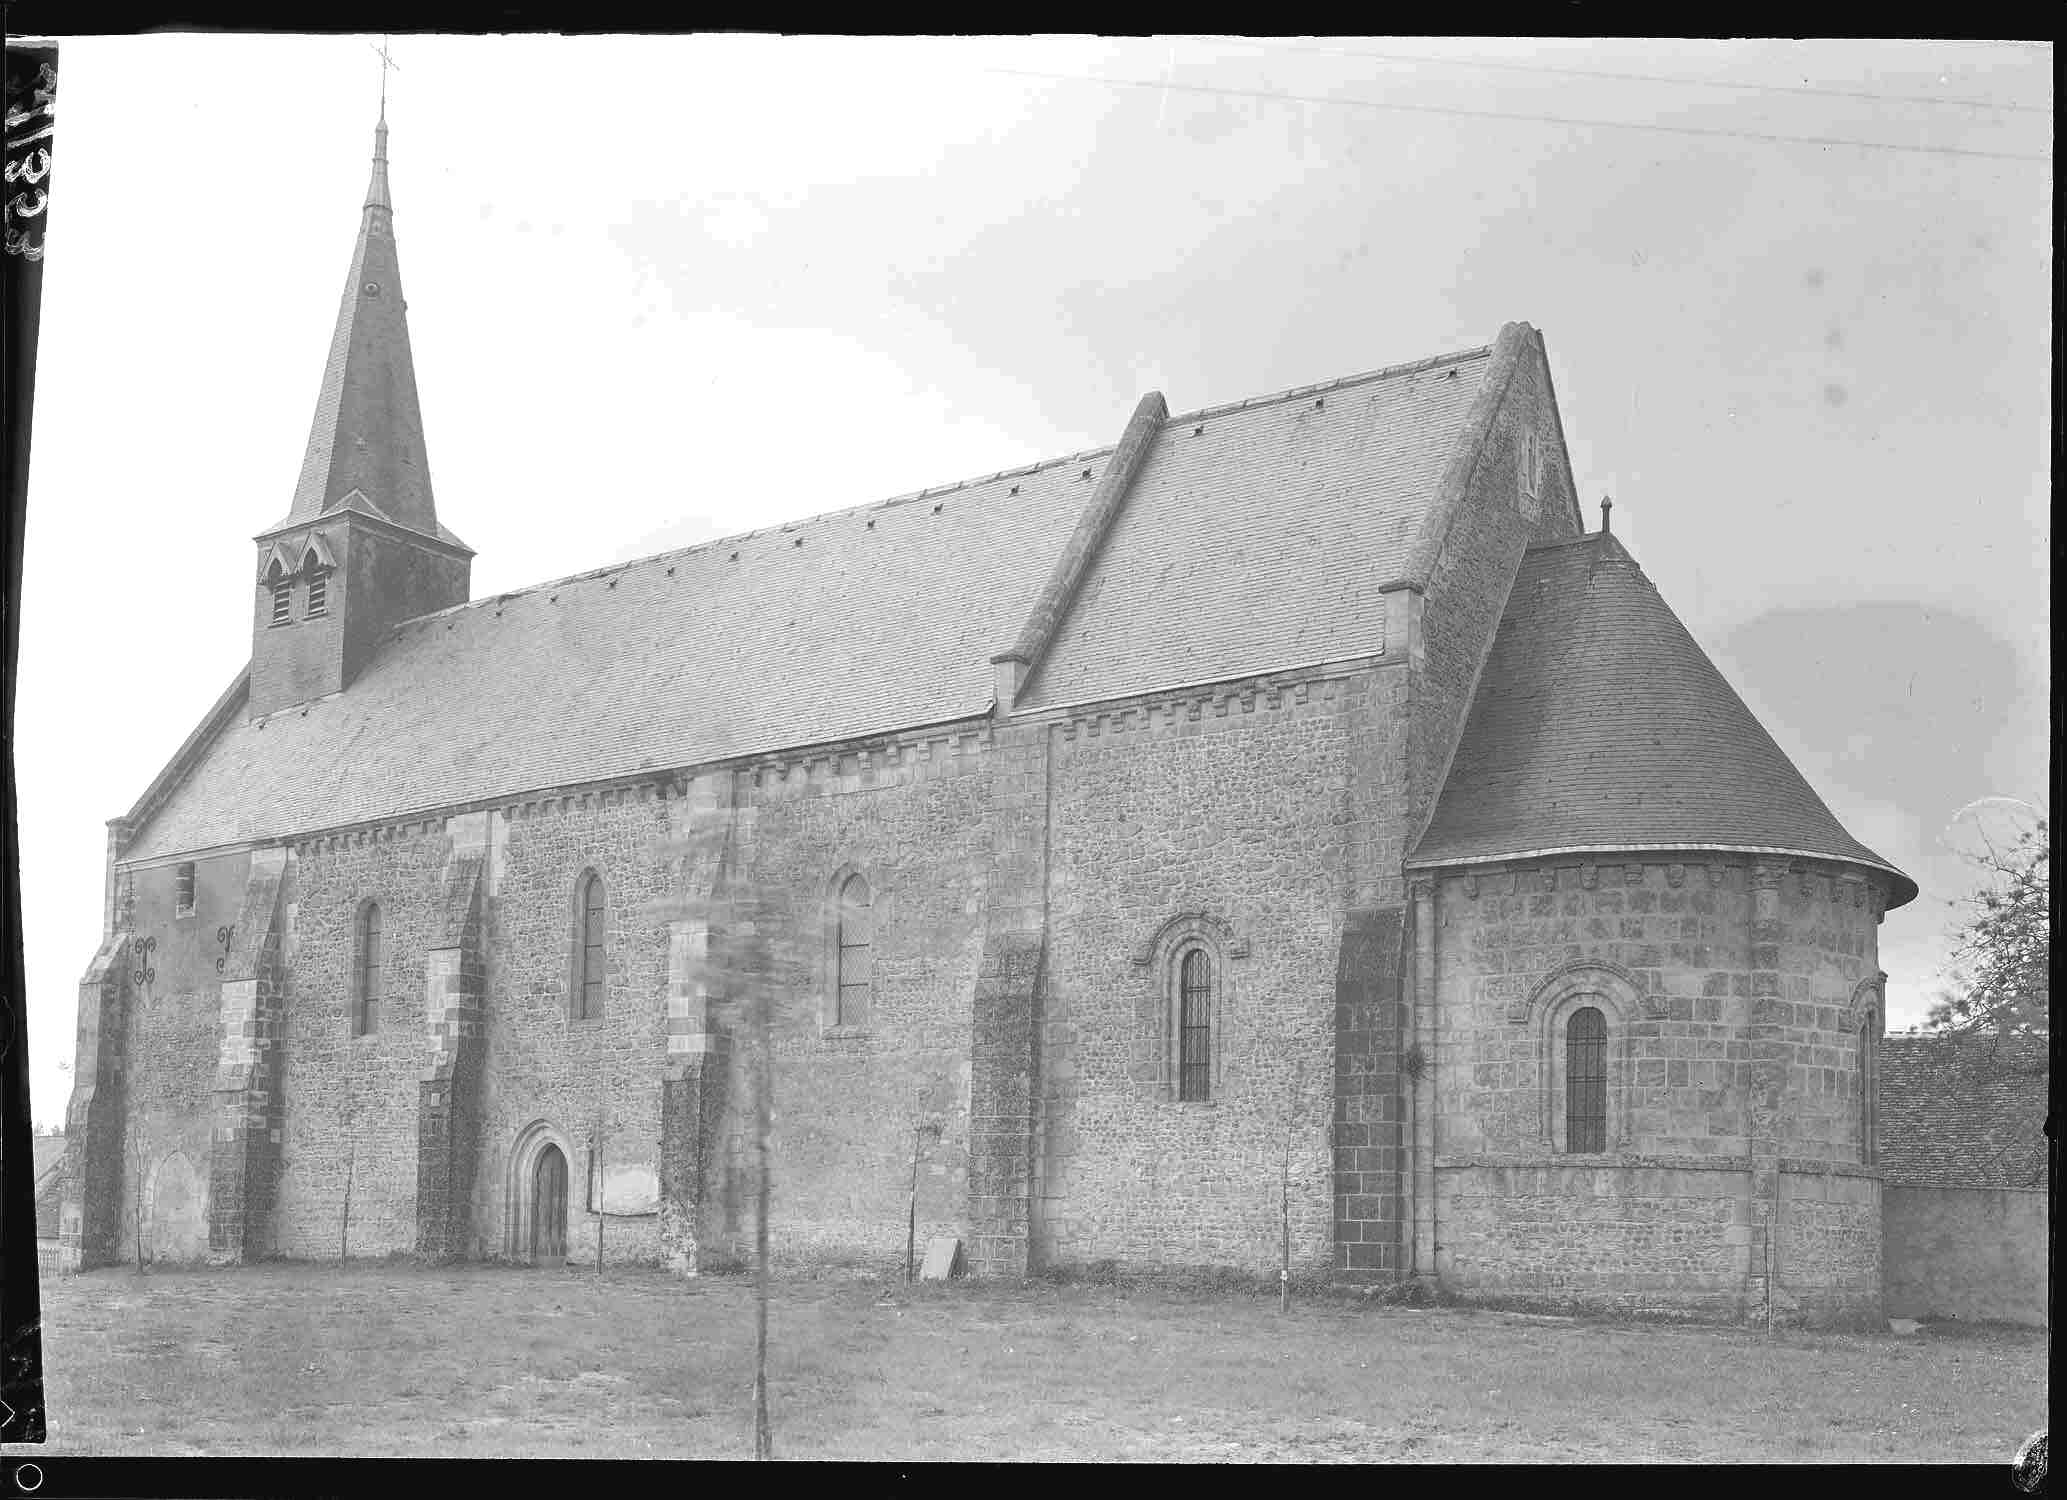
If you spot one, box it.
[353,901,382,1035]
[1178,948,1213,1102]
[1858,1016,1875,1166]
[836,873,872,1026]
[1565,1006,1607,1152]
[574,872,606,1021]
[305,569,329,617]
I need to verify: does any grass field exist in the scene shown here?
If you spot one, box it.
[25,1263,2048,1462]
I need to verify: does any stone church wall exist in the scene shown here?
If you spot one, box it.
[276,825,447,1258]
[1032,670,1382,1276]
[476,787,676,1266]
[705,734,994,1272]
[103,851,249,1264]
[1426,857,1886,1323]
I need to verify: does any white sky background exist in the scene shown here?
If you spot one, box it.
[16,35,2052,1126]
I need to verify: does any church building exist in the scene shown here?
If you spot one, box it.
[59,116,1915,1325]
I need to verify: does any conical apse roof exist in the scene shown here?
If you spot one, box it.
[1409,531,1916,907]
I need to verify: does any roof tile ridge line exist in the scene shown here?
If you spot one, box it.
[120,666,253,838]
[1522,530,1616,555]
[995,392,1171,695]
[396,345,1500,623]
[1399,322,1537,856]
[1012,646,1389,720]
[386,443,1150,629]
[377,344,1499,628]
[1530,329,1590,538]
[1161,343,1494,429]
[1401,323,1532,590]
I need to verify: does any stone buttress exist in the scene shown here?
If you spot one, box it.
[207,847,292,1260]
[414,825,488,1259]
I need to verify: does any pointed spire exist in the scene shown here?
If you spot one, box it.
[271,111,464,551]
[365,115,392,213]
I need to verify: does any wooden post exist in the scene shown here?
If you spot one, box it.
[594,1094,606,1279]
[752,986,773,1461]
[906,1125,922,1287]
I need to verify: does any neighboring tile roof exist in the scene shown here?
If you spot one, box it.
[127,344,1504,860]
[1022,348,1491,707]
[33,1134,65,1188]
[1879,1034,2049,1188]
[1409,532,1917,905]
[33,1136,65,1239]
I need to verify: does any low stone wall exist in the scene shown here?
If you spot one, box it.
[1435,1160,1752,1319]
[1885,1185,2048,1327]
[1432,1158,1883,1325]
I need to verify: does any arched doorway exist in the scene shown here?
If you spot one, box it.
[530,1144,568,1266]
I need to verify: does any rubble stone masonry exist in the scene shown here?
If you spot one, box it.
[1424,856,1886,1324]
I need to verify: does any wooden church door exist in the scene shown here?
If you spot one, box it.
[531,1145,568,1265]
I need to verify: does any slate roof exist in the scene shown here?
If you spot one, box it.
[1022,347,1491,707]
[1409,532,1917,906]
[261,118,463,550]
[1878,1034,2050,1188]
[33,1134,65,1188]
[127,345,1496,860]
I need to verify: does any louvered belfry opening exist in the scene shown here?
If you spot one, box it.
[270,578,293,626]
[1179,949,1212,1101]
[1566,1005,1608,1152]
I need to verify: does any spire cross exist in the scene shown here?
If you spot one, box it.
[371,36,401,121]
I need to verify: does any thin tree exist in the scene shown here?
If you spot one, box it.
[124,940,158,1275]
[1928,819,2049,1042]
[1276,1057,1308,1313]
[905,1111,943,1286]
[646,803,809,1461]
[593,1083,608,1278]
[338,1049,357,1264]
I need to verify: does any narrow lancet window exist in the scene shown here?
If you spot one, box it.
[354,901,382,1035]
[1179,949,1212,1102]
[1566,1005,1607,1151]
[836,873,872,1025]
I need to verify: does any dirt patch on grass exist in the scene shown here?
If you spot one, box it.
[31,1265,2048,1461]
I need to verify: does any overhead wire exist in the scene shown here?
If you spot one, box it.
[986,65,2051,165]
[1231,37,2053,116]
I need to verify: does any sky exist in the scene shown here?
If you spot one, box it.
[14,35,2052,1127]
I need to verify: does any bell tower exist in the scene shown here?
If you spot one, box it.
[248,109,471,719]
